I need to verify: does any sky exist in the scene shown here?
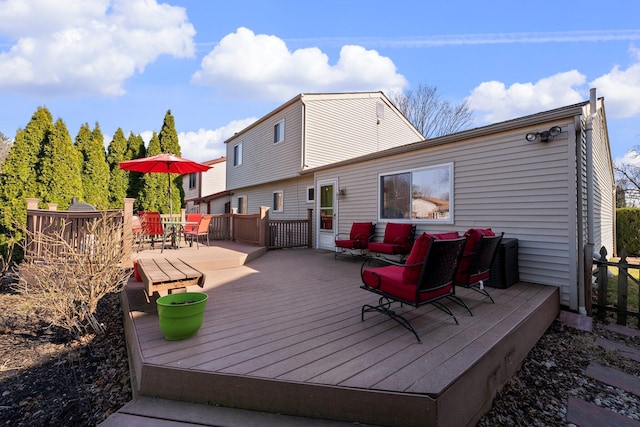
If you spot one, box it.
[1,0,639,165]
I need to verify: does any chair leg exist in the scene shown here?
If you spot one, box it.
[471,281,495,303]
[447,295,474,316]
[361,298,422,343]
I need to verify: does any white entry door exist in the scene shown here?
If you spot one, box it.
[317,179,337,250]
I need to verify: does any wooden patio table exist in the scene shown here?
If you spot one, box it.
[137,257,205,302]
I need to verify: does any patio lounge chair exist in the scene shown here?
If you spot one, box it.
[335,222,375,259]
[453,229,504,306]
[139,211,166,252]
[184,215,213,248]
[367,222,416,261]
[360,233,467,342]
[182,213,203,245]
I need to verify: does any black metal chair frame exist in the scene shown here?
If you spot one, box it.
[454,232,504,305]
[334,222,376,260]
[360,237,468,342]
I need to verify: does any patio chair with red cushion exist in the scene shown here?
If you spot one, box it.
[360,232,467,342]
[454,228,504,306]
[138,211,166,252]
[367,222,416,261]
[184,215,213,248]
[182,213,203,245]
[334,222,376,260]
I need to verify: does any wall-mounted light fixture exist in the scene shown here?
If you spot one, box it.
[525,126,562,143]
[337,187,347,197]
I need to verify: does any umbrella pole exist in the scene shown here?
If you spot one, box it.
[167,172,173,221]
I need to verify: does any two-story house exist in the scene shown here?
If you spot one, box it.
[182,156,228,214]
[224,91,425,223]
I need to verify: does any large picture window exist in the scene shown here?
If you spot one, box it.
[379,163,453,222]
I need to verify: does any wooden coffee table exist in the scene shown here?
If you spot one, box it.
[137,258,205,302]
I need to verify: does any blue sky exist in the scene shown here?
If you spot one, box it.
[1,0,639,164]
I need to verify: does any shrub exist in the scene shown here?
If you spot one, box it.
[15,213,132,336]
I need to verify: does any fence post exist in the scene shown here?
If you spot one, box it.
[596,246,608,320]
[617,249,629,326]
[307,208,313,248]
[259,206,269,247]
[122,198,134,269]
[584,243,594,316]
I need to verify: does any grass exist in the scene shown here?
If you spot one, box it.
[595,259,640,328]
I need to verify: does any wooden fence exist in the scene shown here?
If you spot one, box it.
[592,246,640,328]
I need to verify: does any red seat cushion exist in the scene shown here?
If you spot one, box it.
[350,222,373,248]
[369,223,413,254]
[362,264,452,303]
[335,239,359,249]
[456,228,495,284]
[403,232,460,283]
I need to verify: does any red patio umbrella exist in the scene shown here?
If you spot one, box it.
[119,153,212,217]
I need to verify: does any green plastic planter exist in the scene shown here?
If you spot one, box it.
[156,292,208,340]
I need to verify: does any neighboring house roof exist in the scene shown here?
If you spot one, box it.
[203,156,226,166]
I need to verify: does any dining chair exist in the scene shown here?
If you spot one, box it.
[183,215,213,248]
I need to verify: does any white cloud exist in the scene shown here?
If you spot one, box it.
[0,0,195,96]
[468,46,640,124]
[590,46,640,118]
[467,70,586,124]
[138,117,256,163]
[191,27,407,101]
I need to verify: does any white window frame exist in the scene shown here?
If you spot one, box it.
[378,162,453,224]
[233,143,243,166]
[274,119,285,144]
[306,186,314,203]
[188,173,197,189]
[273,190,283,212]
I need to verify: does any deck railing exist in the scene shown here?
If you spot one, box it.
[26,207,124,261]
[592,246,640,328]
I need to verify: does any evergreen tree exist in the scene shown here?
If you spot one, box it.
[75,123,110,209]
[158,109,183,215]
[125,132,146,209]
[0,107,53,238]
[106,128,129,209]
[137,132,166,212]
[37,118,83,209]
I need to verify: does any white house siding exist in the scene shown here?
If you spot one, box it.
[226,103,303,190]
[202,160,226,197]
[231,176,315,220]
[315,120,585,308]
[591,107,615,257]
[304,94,423,169]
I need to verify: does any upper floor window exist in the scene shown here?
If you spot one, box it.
[273,190,283,212]
[188,173,197,189]
[379,162,453,223]
[233,143,243,166]
[274,120,285,143]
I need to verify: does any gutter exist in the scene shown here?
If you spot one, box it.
[579,88,598,315]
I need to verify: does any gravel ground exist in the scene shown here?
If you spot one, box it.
[1,278,639,426]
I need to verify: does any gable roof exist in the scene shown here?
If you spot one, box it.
[224,91,423,144]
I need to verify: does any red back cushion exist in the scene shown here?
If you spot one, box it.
[458,228,495,274]
[403,231,460,282]
[383,223,413,243]
[350,222,373,242]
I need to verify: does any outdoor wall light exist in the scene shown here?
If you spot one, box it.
[525,126,562,143]
[337,187,347,197]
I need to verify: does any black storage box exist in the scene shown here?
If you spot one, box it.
[486,238,519,289]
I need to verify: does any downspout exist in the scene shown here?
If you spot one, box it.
[580,87,598,315]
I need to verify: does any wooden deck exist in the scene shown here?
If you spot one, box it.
[121,243,559,427]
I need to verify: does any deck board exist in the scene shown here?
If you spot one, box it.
[123,244,560,427]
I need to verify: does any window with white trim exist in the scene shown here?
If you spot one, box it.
[188,173,197,189]
[273,190,283,212]
[306,186,314,203]
[274,120,285,143]
[379,163,453,222]
[237,196,246,214]
[233,143,243,166]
